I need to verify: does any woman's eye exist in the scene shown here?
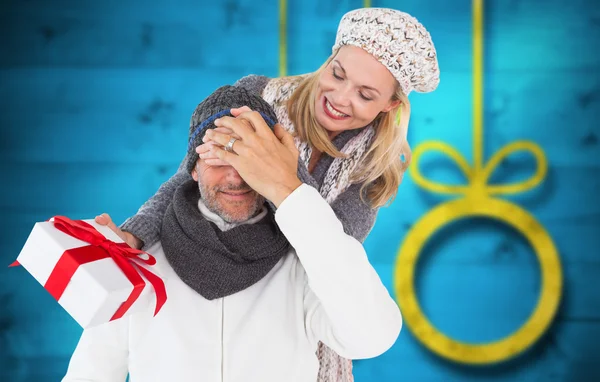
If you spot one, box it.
[332,70,343,80]
[359,93,373,101]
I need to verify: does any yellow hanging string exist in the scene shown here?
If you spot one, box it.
[473,0,484,173]
[279,0,287,77]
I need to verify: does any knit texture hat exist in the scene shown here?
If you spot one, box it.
[186,85,278,173]
[332,8,440,95]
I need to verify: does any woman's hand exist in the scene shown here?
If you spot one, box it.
[204,110,301,207]
[95,213,143,249]
[196,127,238,166]
[195,106,253,166]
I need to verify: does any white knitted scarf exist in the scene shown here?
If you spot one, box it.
[262,76,376,205]
[263,76,377,381]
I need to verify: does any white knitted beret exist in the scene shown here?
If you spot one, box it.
[332,8,440,95]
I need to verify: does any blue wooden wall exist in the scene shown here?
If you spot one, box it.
[1,0,599,381]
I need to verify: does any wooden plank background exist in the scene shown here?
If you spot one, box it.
[1,0,599,381]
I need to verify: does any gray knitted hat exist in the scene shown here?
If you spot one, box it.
[186,85,279,173]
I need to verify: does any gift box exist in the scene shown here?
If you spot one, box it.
[12,216,167,329]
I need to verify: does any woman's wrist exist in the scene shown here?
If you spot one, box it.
[271,178,303,208]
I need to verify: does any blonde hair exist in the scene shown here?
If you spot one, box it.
[287,54,412,208]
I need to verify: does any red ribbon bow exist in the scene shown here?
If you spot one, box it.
[11,216,167,321]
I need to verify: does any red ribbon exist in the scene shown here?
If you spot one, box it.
[11,216,166,321]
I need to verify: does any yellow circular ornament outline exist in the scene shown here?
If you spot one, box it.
[395,196,562,364]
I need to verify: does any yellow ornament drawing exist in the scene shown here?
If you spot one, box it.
[393,0,563,364]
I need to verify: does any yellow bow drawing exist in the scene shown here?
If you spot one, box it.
[393,0,562,364]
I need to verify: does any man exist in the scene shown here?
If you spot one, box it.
[62,86,401,382]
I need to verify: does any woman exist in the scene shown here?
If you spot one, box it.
[102,7,440,382]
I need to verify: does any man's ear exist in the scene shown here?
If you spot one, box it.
[191,163,199,181]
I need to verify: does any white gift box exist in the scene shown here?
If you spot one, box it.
[15,218,164,329]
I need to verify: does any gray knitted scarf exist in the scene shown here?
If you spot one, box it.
[161,179,290,300]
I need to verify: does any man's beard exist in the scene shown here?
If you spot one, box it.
[198,181,265,223]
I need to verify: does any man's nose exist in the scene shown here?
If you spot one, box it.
[225,166,244,182]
